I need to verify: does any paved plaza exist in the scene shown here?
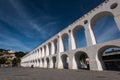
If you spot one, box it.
[0,68,120,80]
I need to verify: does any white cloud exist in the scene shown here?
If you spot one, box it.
[8,0,59,39]
[0,34,30,51]
[0,0,60,51]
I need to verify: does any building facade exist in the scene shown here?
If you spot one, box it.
[0,50,16,67]
[21,0,120,71]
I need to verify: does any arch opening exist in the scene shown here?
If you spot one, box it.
[61,54,69,69]
[54,39,58,54]
[44,46,46,56]
[73,26,86,48]
[40,48,42,57]
[98,46,120,71]
[38,59,40,67]
[33,60,36,67]
[52,56,56,68]
[42,58,44,67]
[46,58,49,68]
[41,48,44,57]
[91,12,120,43]
[75,52,90,70]
[48,43,51,55]
[62,33,69,51]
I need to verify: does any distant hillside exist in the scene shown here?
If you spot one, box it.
[0,48,28,67]
[0,48,27,58]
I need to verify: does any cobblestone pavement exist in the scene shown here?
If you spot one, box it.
[0,67,120,80]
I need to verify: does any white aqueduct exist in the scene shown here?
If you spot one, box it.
[21,0,120,71]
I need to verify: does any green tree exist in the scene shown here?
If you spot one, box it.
[14,51,26,58]
[0,57,7,64]
[12,58,21,66]
[0,48,5,52]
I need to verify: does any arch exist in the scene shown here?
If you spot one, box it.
[37,49,40,59]
[61,54,69,69]
[31,60,34,67]
[98,45,120,71]
[52,56,56,68]
[91,11,120,43]
[33,60,35,67]
[37,49,39,54]
[46,58,49,68]
[72,25,86,48]
[61,33,69,51]
[40,48,43,57]
[30,61,33,68]
[75,51,90,70]
[91,11,113,27]
[73,25,84,35]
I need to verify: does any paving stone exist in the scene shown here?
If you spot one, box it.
[0,67,120,80]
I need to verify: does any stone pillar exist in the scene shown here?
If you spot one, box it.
[32,60,34,67]
[51,41,55,55]
[31,54,33,66]
[32,61,34,67]
[40,59,43,68]
[57,35,64,69]
[69,30,76,50]
[114,15,120,30]
[29,57,31,66]
[34,53,36,67]
[29,61,31,67]
[38,50,40,67]
[43,46,46,57]
[28,56,30,67]
[38,49,40,67]
[37,51,39,67]
[35,53,38,67]
[30,55,32,67]
[88,48,103,71]
[31,53,34,65]
[46,44,49,56]
[69,54,77,69]
[41,59,44,68]
[33,54,35,67]
[58,35,64,52]
[111,1,120,30]
[39,49,42,58]
[28,62,30,67]
[42,47,45,57]
[89,57,103,71]
[49,58,53,68]
[36,60,37,67]
[44,58,47,68]
[84,21,96,46]
[32,54,35,67]
[34,60,36,67]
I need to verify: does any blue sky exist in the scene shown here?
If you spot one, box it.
[0,0,120,52]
